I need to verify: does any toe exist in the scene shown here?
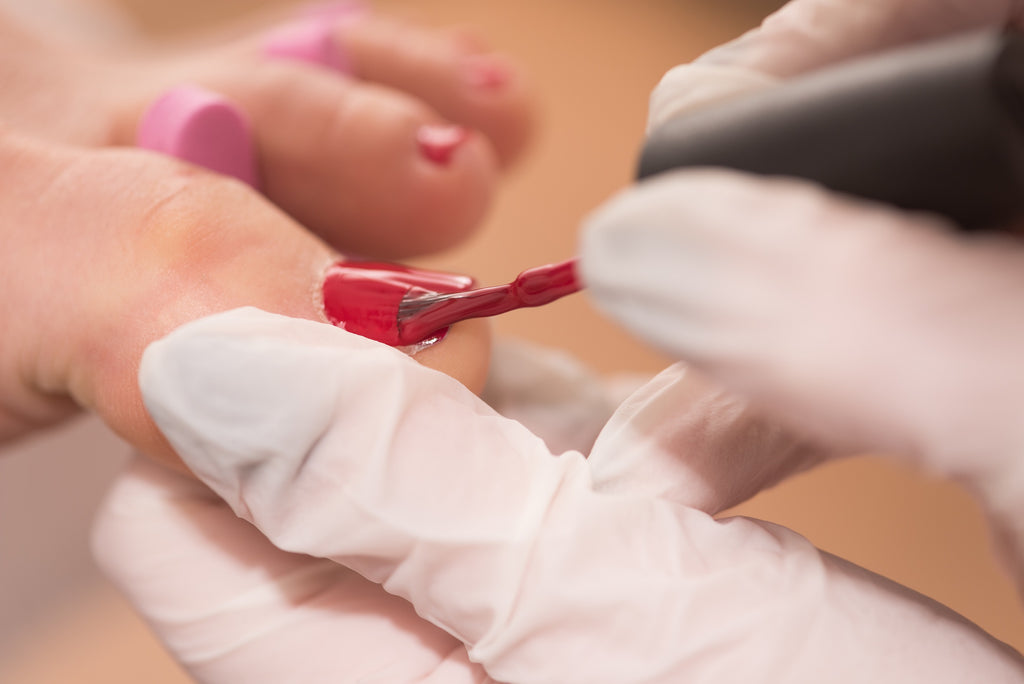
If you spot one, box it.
[202,61,499,260]
[113,9,533,260]
[335,14,535,168]
[121,59,499,260]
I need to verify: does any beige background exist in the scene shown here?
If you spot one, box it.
[0,1,1021,681]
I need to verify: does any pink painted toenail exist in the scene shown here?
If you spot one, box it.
[264,13,362,74]
[416,125,469,166]
[137,85,259,189]
[463,54,509,90]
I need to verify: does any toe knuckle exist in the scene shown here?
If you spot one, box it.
[135,164,254,270]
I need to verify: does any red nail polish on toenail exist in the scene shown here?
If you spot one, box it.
[463,54,509,90]
[417,124,469,165]
[322,260,473,346]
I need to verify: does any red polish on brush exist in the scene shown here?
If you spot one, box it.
[322,261,473,346]
[322,258,581,346]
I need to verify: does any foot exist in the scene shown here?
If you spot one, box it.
[0,3,534,259]
[0,129,492,467]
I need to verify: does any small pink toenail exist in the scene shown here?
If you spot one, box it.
[417,124,469,165]
[463,54,509,90]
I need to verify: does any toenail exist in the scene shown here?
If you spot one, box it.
[416,124,469,166]
[462,54,509,90]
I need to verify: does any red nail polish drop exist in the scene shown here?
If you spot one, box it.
[322,261,473,346]
[417,125,469,165]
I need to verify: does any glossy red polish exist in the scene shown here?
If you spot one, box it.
[323,259,582,348]
[322,261,473,346]
[417,124,469,165]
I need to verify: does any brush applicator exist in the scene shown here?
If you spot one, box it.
[394,258,579,346]
[322,259,580,347]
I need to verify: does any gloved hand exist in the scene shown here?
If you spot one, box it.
[579,0,1024,590]
[92,308,1024,683]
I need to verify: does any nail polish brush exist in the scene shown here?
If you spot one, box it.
[393,258,580,346]
[322,258,580,347]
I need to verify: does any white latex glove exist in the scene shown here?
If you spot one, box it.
[481,337,649,456]
[580,0,1024,591]
[92,308,1024,683]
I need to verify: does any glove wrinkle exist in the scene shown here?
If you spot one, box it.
[481,338,640,455]
[95,456,484,683]
[589,363,829,514]
[647,63,778,132]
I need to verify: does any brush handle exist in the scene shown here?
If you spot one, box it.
[511,258,581,305]
[639,30,1024,230]
[396,259,580,345]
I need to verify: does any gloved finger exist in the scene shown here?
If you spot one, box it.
[485,339,830,514]
[580,168,1024,580]
[483,338,829,512]
[92,456,485,683]
[482,337,647,455]
[649,0,1024,128]
[587,363,830,515]
[137,307,1024,682]
[701,0,1024,77]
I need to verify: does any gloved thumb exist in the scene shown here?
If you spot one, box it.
[579,168,1024,496]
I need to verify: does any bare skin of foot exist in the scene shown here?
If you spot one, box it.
[0,129,493,469]
[0,6,531,469]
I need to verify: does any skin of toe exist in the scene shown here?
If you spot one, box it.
[2,137,491,470]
